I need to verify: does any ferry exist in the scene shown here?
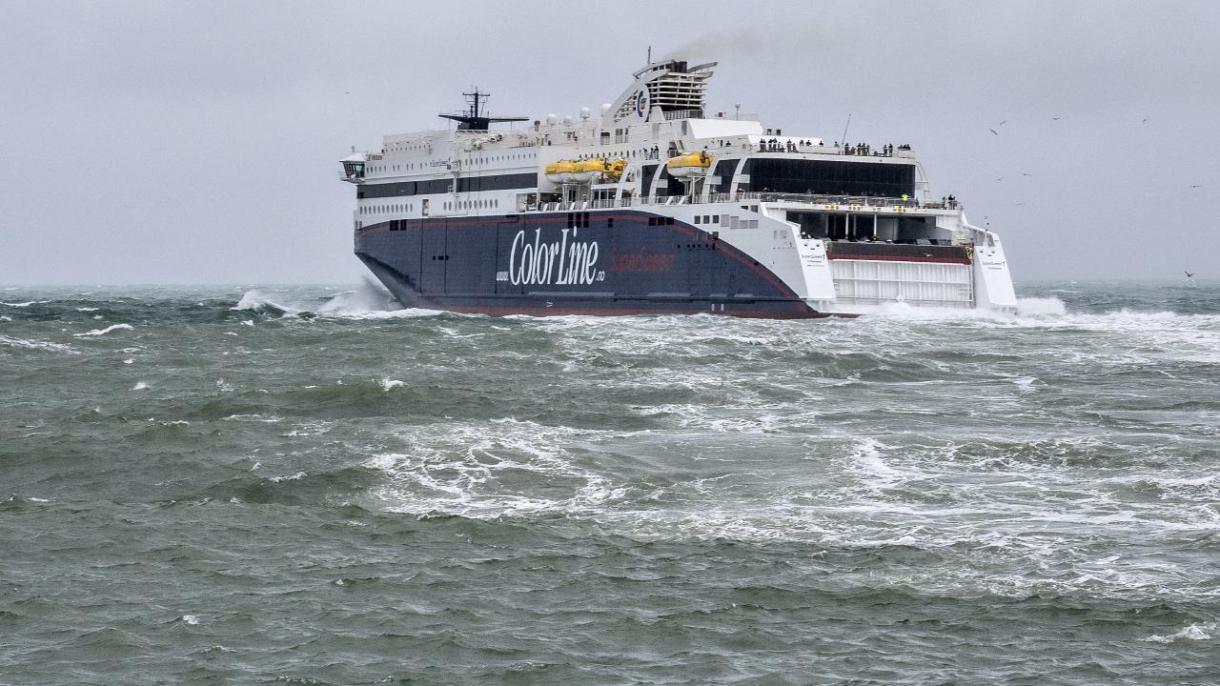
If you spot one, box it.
[340,59,1016,317]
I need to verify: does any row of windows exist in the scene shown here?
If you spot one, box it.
[360,203,415,215]
[576,148,662,162]
[368,150,538,176]
[366,196,504,218]
[741,159,915,198]
[442,198,501,211]
[359,178,452,198]
[360,172,536,199]
[694,215,721,225]
[647,216,677,226]
[459,152,537,166]
[455,173,536,193]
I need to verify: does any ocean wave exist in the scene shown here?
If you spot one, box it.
[229,284,446,321]
[0,300,50,308]
[74,323,134,337]
[201,465,383,505]
[362,418,622,519]
[1143,621,1217,643]
[231,289,294,315]
[0,334,78,353]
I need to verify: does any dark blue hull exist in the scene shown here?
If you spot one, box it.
[354,211,821,318]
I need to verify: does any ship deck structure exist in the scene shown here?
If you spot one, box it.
[341,59,1016,317]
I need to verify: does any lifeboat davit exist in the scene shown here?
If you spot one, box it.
[665,151,713,178]
[604,159,627,181]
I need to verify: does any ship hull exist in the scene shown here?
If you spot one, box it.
[355,211,824,318]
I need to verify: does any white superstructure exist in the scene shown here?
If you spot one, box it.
[343,59,1017,316]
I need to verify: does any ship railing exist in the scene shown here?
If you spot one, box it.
[711,191,931,209]
[523,193,957,213]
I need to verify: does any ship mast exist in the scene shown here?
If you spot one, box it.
[438,88,528,131]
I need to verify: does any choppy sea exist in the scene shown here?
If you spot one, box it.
[1,281,1218,685]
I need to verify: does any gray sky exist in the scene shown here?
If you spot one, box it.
[1,0,1217,284]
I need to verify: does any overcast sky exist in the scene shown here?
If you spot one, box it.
[1,0,1217,284]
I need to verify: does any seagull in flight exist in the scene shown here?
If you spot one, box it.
[1142,117,1150,124]
[988,128,999,136]
[1189,184,1202,189]
[1185,270,1195,278]
[1051,116,1062,121]
[1022,172,1032,177]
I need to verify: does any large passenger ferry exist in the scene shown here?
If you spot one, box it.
[341,59,1016,317]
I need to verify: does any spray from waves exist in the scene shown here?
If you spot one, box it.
[860,297,1067,322]
[1015,297,1068,317]
[230,281,441,320]
[231,289,294,316]
[317,278,400,316]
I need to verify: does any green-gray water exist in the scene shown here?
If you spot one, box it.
[2,281,1218,684]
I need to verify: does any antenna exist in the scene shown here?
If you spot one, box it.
[734,103,741,120]
[841,113,852,146]
[647,46,652,64]
[438,87,527,130]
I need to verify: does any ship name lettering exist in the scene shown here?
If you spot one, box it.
[507,228,601,287]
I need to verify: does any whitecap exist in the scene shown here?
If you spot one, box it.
[231,289,293,314]
[0,335,77,354]
[181,614,200,625]
[75,323,133,337]
[269,471,306,482]
[221,414,282,424]
[380,378,405,392]
[0,300,49,308]
[1143,622,1216,643]
[131,381,149,391]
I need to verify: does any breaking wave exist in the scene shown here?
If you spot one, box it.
[75,323,134,337]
